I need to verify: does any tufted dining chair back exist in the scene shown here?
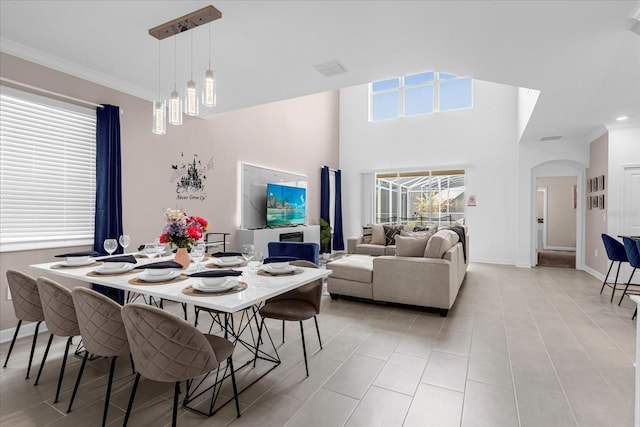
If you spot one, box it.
[34,277,80,403]
[3,270,45,379]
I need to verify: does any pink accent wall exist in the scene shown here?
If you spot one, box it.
[0,52,339,331]
[584,132,608,274]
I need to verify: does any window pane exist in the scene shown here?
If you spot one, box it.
[405,71,434,86]
[438,72,457,80]
[439,78,472,111]
[405,85,433,116]
[372,78,400,92]
[372,91,399,120]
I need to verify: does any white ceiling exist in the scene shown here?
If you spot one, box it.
[1,0,639,145]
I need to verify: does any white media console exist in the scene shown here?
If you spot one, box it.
[237,225,320,256]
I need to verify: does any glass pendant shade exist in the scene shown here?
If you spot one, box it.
[152,100,166,134]
[185,80,199,116]
[203,69,216,107]
[168,90,182,125]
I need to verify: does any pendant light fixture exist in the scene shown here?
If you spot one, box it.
[203,23,216,108]
[185,31,199,116]
[168,37,182,125]
[148,5,222,132]
[152,41,166,134]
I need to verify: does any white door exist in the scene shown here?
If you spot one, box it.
[623,166,640,236]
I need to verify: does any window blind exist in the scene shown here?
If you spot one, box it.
[0,87,96,252]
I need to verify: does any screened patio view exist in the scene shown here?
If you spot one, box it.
[375,170,466,226]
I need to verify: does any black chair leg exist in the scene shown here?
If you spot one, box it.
[601,261,614,294]
[299,321,309,377]
[253,317,265,368]
[3,319,21,368]
[618,268,637,306]
[229,357,241,417]
[129,353,135,374]
[54,336,73,403]
[101,356,117,427]
[123,373,141,427]
[34,333,54,385]
[181,303,188,321]
[26,321,42,379]
[633,308,637,320]
[194,307,200,326]
[282,320,285,344]
[172,382,180,427]
[611,262,623,303]
[67,350,89,412]
[313,316,323,349]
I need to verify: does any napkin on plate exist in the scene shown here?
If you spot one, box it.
[102,255,137,264]
[211,252,243,258]
[263,256,300,264]
[135,261,183,269]
[189,270,243,277]
[55,251,100,258]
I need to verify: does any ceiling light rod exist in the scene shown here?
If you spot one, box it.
[148,5,222,40]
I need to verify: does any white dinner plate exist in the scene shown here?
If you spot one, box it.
[94,264,135,275]
[58,258,96,267]
[137,271,181,282]
[211,257,243,267]
[263,264,296,274]
[193,278,238,292]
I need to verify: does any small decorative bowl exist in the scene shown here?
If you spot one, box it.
[201,276,228,286]
[146,268,174,277]
[270,261,290,270]
[102,262,126,270]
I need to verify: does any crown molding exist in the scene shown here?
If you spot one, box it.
[0,37,156,101]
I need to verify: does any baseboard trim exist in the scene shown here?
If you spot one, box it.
[0,322,49,344]
[582,265,605,282]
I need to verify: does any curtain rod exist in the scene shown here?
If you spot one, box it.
[0,77,124,114]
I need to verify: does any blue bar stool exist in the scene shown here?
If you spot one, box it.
[601,234,629,302]
[617,237,640,306]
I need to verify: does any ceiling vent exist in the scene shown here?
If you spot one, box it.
[314,61,348,77]
[540,135,563,142]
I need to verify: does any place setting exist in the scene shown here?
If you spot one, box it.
[182,269,247,296]
[128,260,188,285]
[87,254,138,276]
[51,251,101,269]
[257,256,303,276]
[205,251,246,268]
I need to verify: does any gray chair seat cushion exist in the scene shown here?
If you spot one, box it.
[259,300,317,321]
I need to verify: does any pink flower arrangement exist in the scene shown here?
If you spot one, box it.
[159,209,208,249]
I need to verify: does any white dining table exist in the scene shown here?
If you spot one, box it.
[29,255,331,314]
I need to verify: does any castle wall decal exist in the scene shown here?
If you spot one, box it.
[170,153,214,201]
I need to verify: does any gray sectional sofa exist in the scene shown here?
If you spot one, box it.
[328,228,468,316]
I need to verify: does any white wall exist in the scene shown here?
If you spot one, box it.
[339,79,519,264]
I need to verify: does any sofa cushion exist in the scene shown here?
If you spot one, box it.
[362,225,373,244]
[424,230,460,259]
[394,235,429,257]
[383,225,402,246]
[371,224,385,245]
[328,255,374,283]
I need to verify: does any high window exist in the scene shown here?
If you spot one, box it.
[370,72,472,121]
[375,169,466,226]
[0,87,97,252]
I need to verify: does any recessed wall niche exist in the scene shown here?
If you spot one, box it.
[241,163,307,229]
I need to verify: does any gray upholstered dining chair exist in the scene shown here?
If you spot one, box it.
[3,270,45,380]
[120,303,240,426]
[67,287,131,426]
[253,259,323,377]
[34,277,81,404]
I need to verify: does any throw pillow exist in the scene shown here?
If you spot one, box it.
[362,225,373,244]
[413,225,436,232]
[424,229,460,258]
[394,235,429,257]
[383,225,402,246]
[370,224,385,245]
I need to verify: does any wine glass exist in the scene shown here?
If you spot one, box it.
[190,244,205,271]
[143,243,158,261]
[248,250,264,275]
[118,234,131,253]
[103,239,117,256]
[241,244,255,262]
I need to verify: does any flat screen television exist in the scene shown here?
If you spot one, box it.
[266,183,306,227]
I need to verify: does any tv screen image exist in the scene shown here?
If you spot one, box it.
[266,183,306,227]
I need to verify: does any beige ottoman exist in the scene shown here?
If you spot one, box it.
[327,255,374,300]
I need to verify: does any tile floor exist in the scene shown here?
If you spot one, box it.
[0,263,637,426]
